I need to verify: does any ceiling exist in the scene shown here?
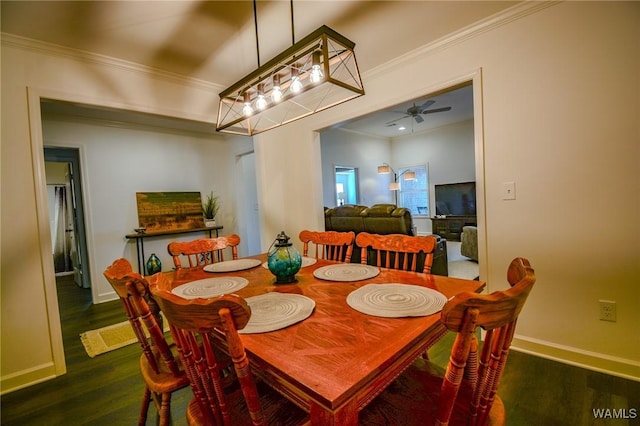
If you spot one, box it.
[335,83,474,138]
[2,1,515,136]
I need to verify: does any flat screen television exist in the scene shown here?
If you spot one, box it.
[434,182,476,216]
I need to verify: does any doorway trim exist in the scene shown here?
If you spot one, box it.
[27,86,109,377]
[27,88,66,376]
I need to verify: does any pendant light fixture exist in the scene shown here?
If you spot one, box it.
[216,1,365,136]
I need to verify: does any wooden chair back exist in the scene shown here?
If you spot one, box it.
[103,258,181,377]
[148,273,271,426]
[437,257,536,425]
[168,234,240,269]
[355,232,438,273]
[299,230,355,262]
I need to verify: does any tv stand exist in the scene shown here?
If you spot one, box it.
[430,216,477,241]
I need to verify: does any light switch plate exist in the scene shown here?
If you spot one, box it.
[502,181,516,200]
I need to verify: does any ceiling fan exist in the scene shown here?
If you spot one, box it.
[386,100,452,126]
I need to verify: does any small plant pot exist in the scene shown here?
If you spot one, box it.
[205,219,217,227]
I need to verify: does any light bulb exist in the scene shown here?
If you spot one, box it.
[310,66,322,83]
[290,66,303,93]
[256,94,267,110]
[291,78,303,93]
[255,83,267,110]
[271,75,283,102]
[310,51,323,83]
[242,92,253,116]
[272,86,282,102]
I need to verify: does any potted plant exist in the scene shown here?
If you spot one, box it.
[202,192,219,227]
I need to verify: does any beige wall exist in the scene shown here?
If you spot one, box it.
[1,1,638,393]
[1,33,226,391]
[254,2,639,379]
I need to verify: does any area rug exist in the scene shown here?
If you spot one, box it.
[448,260,479,280]
[446,241,479,280]
[80,315,168,358]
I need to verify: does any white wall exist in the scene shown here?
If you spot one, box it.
[2,1,638,393]
[320,128,391,207]
[394,119,475,187]
[41,114,235,302]
[393,119,475,234]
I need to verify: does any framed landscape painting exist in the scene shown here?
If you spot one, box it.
[136,191,205,232]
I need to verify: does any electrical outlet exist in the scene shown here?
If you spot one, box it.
[599,300,617,322]
[502,181,516,200]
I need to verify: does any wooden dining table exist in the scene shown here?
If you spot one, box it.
[157,254,485,425]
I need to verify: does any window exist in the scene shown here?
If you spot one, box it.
[397,164,428,216]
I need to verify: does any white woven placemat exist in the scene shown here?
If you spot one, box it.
[347,283,448,317]
[204,258,262,273]
[239,292,316,334]
[172,277,248,299]
[313,264,380,282]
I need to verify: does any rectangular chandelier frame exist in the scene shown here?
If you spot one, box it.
[216,25,365,136]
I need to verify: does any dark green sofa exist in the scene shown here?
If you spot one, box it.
[324,204,448,276]
[325,204,414,236]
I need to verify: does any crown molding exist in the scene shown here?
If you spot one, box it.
[364,1,559,80]
[41,110,217,137]
[2,1,556,109]
[1,32,224,92]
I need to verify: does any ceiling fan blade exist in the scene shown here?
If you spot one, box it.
[385,115,409,125]
[422,106,452,114]
[414,115,424,123]
[420,100,436,110]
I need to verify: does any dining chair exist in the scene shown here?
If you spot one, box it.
[299,229,355,262]
[147,273,309,426]
[168,234,240,269]
[103,258,189,426]
[360,257,536,426]
[355,232,438,273]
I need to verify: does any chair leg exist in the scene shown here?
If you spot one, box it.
[158,392,172,426]
[139,386,151,426]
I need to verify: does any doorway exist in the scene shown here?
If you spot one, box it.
[334,166,359,206]
[319,77,485,280]
[44,147,91,290]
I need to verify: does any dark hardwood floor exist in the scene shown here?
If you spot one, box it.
[0,275,191,426]
[2,275,638,425]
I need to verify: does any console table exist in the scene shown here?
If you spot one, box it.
[430,216,476,241]
[125,226,223,274]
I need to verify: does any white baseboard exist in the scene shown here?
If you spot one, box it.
[511,335,640,382]
[0,362,58,395]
